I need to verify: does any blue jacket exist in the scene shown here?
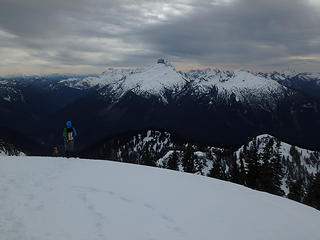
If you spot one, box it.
[62,121,77,140]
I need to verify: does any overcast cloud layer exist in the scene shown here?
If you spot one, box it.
[0,0,319,74]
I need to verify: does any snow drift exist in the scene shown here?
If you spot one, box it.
[0,156,319,240]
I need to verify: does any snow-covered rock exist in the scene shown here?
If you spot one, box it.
[0,139,25,156]
[0,156,319,240]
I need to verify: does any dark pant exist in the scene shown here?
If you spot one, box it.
[64,141,74,157]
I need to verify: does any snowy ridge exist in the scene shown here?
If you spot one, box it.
[0,139,25,156]
[256,71,320,82]
[0,156,319,240]
[236,134,320,194]
[185,69,287,107]
[98,63,187,101]
[0,80,24,103]
[110,130,216,175]
[58,68,140,90]
[123,130,173,157]
[58,61,288,106]
[90,130,320,200]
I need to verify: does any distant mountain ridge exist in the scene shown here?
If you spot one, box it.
[57,62,290,109]
[255,70,320,99]
[1,61,320,151]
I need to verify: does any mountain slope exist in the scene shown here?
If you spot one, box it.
[0,139,24,156]
[51,62,320,150]
[81,130,320,202]
[0,156,319,240]
[2,65,320,152]
[256,70,320,99]
[60,62,288,107]
[183,68,288,109]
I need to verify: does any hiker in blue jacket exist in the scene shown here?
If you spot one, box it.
[62,121,77,157]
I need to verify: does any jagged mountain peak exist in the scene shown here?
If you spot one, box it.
[116,62,186,94]
[185,68,288,108]
[57,62,290,108]
[281,68,298,78]
[58,61,186,94]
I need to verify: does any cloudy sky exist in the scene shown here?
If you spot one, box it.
[0,0,320,75]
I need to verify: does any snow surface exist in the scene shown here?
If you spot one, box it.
[1,156,320,240]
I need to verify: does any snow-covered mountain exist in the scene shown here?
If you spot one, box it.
[0,156,319,240]
[1,63,320,152]
[57,61,289,108]
[99,63,188,101]
[257,69,320,82]
[0,79,25,103]
[58,68,142,90]
[256,70,320,99]
[183,68,288,109]
[236,134,320,195]
[82,130,320,204]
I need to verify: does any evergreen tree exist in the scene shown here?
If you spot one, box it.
[260,158,273,192]
[304,172,320,210]
[245,139,261,190]
[239,158,246,185]
[260,138,274,192]
[259,138,284,196]
[288,179,304,202]
[141,148,156,166]
[208,154,225,180]
[230,154,240,184]
[290,145,301,165]
[270,148,285,196]
[262,138,274,161]
[194,156,205,175]
[182,145,195,173]
[167,150,179,171]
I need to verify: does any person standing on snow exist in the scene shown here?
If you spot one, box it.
[62,121,77,157]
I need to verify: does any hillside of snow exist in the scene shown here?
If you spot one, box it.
[1,156,319,240]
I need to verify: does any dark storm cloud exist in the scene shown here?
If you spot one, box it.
[0,0,319,74]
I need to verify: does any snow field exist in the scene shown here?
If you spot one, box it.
[0,156,319,240]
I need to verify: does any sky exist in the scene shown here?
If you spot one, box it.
[0,0,320,75]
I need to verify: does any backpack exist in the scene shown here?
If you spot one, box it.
[64,128,74,142]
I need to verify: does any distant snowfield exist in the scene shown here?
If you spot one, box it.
[0,156,319,240]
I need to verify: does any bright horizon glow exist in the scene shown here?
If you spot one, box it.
[1,60,317,77]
